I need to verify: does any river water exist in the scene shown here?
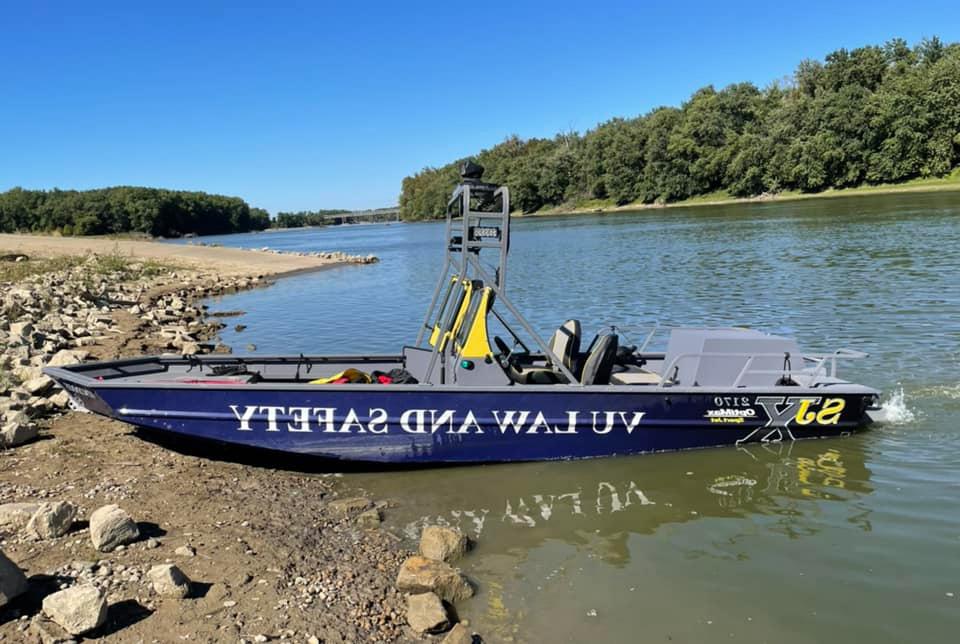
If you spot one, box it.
[175,192,960,642]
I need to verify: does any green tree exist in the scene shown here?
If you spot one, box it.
[392,37,960,218]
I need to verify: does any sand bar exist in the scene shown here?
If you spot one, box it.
[0,233,344,277]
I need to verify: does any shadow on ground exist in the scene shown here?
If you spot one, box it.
[94,599,153,637]
[0,573,72,626]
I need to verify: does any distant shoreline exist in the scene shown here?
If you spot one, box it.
[525,173,960,218]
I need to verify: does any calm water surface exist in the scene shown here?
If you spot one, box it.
[177,192,960,642]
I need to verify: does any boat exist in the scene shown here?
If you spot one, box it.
[44,163,881,464]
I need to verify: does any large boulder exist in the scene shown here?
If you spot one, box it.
[420,525,468,563]
[396,556,473,603]
[0,420,38,448]
[46,349,89,367]
[406,591,450,634]
[0,549,28,608]
[89,504,140,551]
[0,502,41,532]
[26,501,77,540]
[148,564,191,598]
[42,584,107,635]
[22,376,54,397]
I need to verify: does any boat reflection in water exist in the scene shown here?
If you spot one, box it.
[357,439,874,641]
[359,439,873,564]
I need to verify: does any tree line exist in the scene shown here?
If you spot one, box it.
[0,186,271,237]
[400,37,960,219]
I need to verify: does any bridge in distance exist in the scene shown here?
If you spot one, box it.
[328,207,400,224]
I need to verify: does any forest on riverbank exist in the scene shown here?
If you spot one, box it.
[0,186,272,237]
[400,37,960,220]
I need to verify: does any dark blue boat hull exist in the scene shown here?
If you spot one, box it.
[61,381,874,463]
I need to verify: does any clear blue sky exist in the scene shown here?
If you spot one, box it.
[2,1,957,212]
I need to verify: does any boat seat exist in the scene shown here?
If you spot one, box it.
[517,319,581,383]
[548,319,581,371]
[580,334,618,385]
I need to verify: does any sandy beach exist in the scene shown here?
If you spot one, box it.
[0,234,352,278]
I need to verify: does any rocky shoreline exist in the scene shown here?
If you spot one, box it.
[187,242,380,267]
[0,253,481,643]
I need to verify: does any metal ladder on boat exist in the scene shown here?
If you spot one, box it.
[414,162,578,385]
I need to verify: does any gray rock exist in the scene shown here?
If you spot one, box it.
[356,508,381,529]
[327,497,372,517]
[406,591,450,634]
[0,549,28,608]
[26,501,77,540]
[29,396,54,414]
[396,556,474,603]
[0,420,38,448]
[2,409,28,426]
[13,365,41,383]
[42,584,107,636]
[22,375,54,396]
[174,545,196,557]
[46,349,89,367]
[148,563,191,598]
[443,624,474,644]
[0,502,41,532]
[7,345,29,362]
[9,321,34,341]
[48,391,71,409]
[180,342,200,356]
[420,525,468,563]
[89,504,140,552]
[29,614,75,644]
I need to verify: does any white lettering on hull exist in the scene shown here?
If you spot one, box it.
[227,406,647,436]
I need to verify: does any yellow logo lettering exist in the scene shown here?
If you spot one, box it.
[816,398,845,425]
[794,399,818,425]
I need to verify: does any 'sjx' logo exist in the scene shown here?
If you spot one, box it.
[736,396,845,445]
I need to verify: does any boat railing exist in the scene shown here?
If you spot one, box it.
[657,348,869,388]
[804,347,870,381]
